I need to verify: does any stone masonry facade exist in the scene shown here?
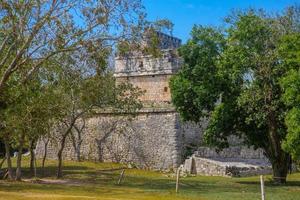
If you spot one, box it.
[116,74,174,102]
[114,49,181,103]
[35,33,206,170]
[36,32,270,173]
[35,108,206,170]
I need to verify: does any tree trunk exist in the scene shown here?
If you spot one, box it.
[71,122,84,162]
[75,130,82,162]
[70,131,81,162]
[57,133,68,179]
[56,116,80,178]
[0,157,6,169]
[76,145,81,162]
[29,139,36,177]
[34,155,37,178]
[4,135,13,180]
[56,143,64,178]
[267,111,289,184]
[57,150,63,178]
[74,136,82,162]
[15,133,25,181]
[42,138,49,175]
[271,152,289,184]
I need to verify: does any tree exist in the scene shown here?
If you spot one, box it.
[170,7,300,184]
[4,73,59,180]
[70,118,86,162]
[52,61,143,178]
[0,0,144,180]
[279,33,300,160]
[0,0,144,93]
[0,108,12,179]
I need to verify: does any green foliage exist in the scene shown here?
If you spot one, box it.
[0,0,146,180]
[0,0,144,93]
[170,7,300,183]
[283,107,300,159]
[279,33,300,160]
[278,34,300,67]
[2,70,60,150]
[170,26,225,121]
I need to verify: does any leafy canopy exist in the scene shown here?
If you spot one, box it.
[170,7,300,183]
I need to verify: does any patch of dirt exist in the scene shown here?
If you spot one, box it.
[23,178,83,186]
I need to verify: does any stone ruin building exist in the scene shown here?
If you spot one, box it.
[36,32,272,176]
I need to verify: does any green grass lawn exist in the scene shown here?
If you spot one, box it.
[0,158,299,200]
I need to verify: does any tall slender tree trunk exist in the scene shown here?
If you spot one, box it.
[57,132,69,179]
[71,121,85,162]
[0,157,6,169]
[29,139,36,177]
[42,138,49,175]
[56,113,83,178]
[56,115,80,178]
[57,148,63,178]
[4,135,13,180]
[34,155,37,178]
[71,131,82,162]
[76,143,81,162]
[267,112,289,184]
[15,133,25,181]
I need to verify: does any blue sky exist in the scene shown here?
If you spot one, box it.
[143,0,299,42]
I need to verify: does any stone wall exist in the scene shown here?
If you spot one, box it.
[116,74,173,102]
[36,108,204,170]
[114,50,181,77]
[183,156,272,177]
[35,106,270,174]
[194,146,266,160]
[182,146,272,177]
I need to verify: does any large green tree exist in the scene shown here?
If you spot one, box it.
[0,0,144,92]
[3,70,63,180]
[279,33,300,160]
[0,0,145,181]
[53,68,143,178]
[170,7,300,184]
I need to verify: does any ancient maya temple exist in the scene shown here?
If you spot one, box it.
[36,32,272,176]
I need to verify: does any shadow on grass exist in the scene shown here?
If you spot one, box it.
[236,180,300,187]
[0,181,72,192]
[5,165,96,181]
[114,174,258,195]
[0,180,150,197]
[22,166,259,193]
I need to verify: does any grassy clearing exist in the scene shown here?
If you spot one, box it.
[0,158,299,200]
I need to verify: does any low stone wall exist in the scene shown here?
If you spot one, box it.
[183,156,272,177]
[183,146,272,177]
[36,105,269,174]
[35,108,204,170]
[194,146,266,160]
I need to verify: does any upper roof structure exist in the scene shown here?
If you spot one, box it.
[114,32,182,77]
[151,31,181,50]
